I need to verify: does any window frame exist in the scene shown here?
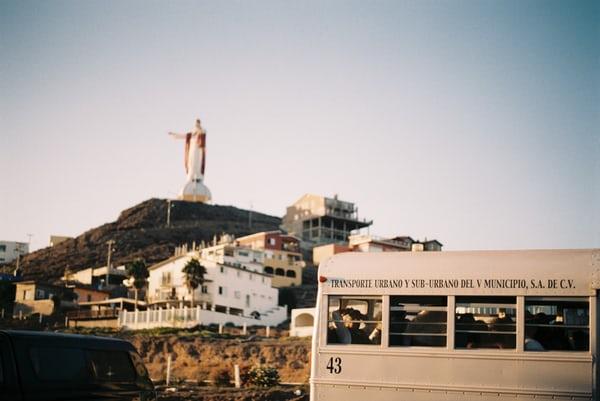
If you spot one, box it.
[325,295,383,346]
[389,295,448,348]
[454,296,517,350]
[524,296,590,352]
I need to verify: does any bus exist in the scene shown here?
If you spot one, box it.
[310,249,600,400]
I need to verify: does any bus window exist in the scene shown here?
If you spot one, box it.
[525,298,589,351]
[327,296,382,345]
[455,296,516,349]
[389,296,447,347]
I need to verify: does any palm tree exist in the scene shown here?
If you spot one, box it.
[182,257,207,307]
[126,258,149,310]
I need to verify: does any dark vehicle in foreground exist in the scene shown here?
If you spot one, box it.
[0,330,156,401]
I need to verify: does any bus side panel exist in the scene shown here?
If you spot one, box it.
[313,352,593,399]
[313,383,589,401]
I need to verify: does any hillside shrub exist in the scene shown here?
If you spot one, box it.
[210,366,231,386]
[247,365,280,387]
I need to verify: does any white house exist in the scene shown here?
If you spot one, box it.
[139,250,286,329]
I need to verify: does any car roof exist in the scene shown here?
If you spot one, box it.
[0,330,134,351]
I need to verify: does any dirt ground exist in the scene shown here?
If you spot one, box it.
[156,384,309,401]
[128,334,311,384]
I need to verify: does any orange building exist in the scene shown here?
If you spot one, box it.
[236,231,305,287]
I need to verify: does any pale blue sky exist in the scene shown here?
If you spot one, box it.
[1,0,598,252]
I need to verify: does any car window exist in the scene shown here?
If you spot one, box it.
[129,351,149,378]
[29,347,89,381]
[88,350,136,382]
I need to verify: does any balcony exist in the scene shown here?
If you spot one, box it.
[66,309,120,320]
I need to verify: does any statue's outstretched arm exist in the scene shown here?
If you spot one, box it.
[168,132,187,139]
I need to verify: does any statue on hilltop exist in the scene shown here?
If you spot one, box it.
[169,119,212,203]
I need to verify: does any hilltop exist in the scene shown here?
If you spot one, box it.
[5,199,281,282]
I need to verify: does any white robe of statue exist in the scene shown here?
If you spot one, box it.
[169,119,212,202]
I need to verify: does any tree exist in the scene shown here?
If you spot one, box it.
[278,287,297,314]
[182,257,207,308]
[126,259,149,309]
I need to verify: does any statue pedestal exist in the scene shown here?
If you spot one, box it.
[179,180,212,203]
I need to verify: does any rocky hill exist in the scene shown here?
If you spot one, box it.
[5,199,281,282]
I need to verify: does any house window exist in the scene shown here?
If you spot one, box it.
[0,245,6,252]
[286,270,296,278]
[87,294,92,302]
[201,285,208,294]
[269,238,276,246]
[220,266,224,273]
[264,267,274,275]
[275,268,285,276]
[218,286,227,296]
[234,291,241,299]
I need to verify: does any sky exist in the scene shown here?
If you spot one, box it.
[1,0,598,253]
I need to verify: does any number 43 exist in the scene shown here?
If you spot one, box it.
[326,357,342,374]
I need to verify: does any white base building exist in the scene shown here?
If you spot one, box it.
[290,307,316,337]
[145,250,287,328]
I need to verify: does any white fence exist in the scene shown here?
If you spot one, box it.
[118,304,287,330]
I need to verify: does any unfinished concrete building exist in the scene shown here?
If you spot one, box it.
[282,194,372,250]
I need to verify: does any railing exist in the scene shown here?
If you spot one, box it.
[66,309,120,320]
[119,303,287,330]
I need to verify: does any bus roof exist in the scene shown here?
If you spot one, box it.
[319,249,600,296]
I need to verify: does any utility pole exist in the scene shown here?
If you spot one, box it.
[14,253,20,277]
[106,240,115,287]
[166,199,172,227]
[248,202,253,229]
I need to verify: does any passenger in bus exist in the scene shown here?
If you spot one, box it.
[367,311,383,344]
[341,308,371,344]
[410,310,443,346]
[329,310,352,344]
[487,310,515,349]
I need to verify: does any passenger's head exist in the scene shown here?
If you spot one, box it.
[342,308,363,328]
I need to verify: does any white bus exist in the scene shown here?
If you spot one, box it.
[310,249,600,400]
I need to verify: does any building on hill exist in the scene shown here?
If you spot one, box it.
[313,243,352,266]
[63,265,129,288]
[49,235,73,247]
[65,283,111,303]
[0,241,29,265]
[236,231,305,287]
[13,281,76,317]
[312,234,443,265]
[146,249,286,326]
[281,194,372,256]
